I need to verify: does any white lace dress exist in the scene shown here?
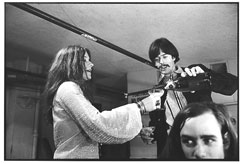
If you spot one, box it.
[52,81,142,159]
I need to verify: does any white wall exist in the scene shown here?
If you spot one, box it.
[127,69,158,93]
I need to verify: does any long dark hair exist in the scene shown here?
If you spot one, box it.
[44,45,93,123]
[160,102,238,160]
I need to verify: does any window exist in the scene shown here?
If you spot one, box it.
[210,62,227,73]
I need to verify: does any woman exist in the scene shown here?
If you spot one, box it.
[44,45,163,159]
[160,102,238,160]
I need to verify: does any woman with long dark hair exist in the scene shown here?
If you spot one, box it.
[44,45,163,159]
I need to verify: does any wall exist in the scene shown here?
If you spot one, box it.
[5,86,41,159]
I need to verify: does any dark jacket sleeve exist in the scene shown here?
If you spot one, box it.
[149,109,168,154]
[149,90,168,154]
[187,64,238,95]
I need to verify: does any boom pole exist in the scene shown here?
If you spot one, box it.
[10,3,156,68]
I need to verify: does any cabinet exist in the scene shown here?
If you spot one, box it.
[5,87,40,159]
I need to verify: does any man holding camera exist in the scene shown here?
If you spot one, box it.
[140,37,238,157]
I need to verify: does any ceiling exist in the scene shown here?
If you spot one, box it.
[5,3,238,92]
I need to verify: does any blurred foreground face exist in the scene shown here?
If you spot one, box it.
[180,112,225,159]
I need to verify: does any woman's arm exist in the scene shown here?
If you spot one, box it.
[57,82,142,144]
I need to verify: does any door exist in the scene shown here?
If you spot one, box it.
[5,87,40,159]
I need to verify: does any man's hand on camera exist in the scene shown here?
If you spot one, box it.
[181,66,205,77]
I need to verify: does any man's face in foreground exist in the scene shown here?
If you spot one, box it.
[180,112,225,159]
